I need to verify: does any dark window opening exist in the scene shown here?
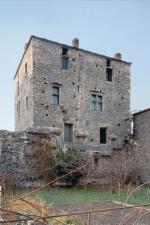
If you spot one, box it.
[106,68,112,82]
[100,127,107,144]
[107,59,111,67]
[64,123,73,142]
[25,96,29,110]
[61,57,68,70]
[25,62,28,74]
[52,86,59,105]
[62,47,68,56]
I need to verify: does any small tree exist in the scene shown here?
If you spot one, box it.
[53,148,86,186]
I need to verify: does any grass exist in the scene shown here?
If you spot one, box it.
[16,185,150,205]
[16,186,124,204]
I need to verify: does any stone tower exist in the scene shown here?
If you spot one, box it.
[14,35,131,153]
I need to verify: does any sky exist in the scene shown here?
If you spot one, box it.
[0,0,150,130]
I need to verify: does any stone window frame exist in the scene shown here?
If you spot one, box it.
[61,56,69,70]
[106,68,113,82]
[91,93,103,112]
[64,123,73,142]
[100,127,107,144]
[52,84,61,105]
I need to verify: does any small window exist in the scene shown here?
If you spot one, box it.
[64,123,73,142]
[62,47,68,56]
[61,57,68,70]
[25,63,28,74]
[106,68,112,82]
[91,95,103,111]
[100,127,107,144]
[107,59,111,67]
[25,96,29,110]
[52,86,59,105]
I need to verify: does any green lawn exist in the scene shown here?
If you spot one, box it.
[17,185,150,205]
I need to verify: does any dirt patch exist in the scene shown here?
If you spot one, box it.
[52,201,150,225]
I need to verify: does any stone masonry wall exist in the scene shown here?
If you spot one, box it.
[133,109,150,182]
[14,44,34,131]
[0,128,60,187]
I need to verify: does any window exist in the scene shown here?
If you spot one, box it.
[106,68,112,81]
[61,57,68,70]
[107,59,111,67]
[100,127,107,144]
[17,100,20,122]
[62,47,68,56]
[91,95,103,111]
[25,63,28,74]
[64,123,73,142]
[25,96,29,110]
[52,86,59,104]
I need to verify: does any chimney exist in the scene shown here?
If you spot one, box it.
[72,38,79,48]
[114,53,122,60]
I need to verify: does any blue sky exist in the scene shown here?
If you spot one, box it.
[0,0,150,130]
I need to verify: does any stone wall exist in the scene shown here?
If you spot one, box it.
[0,128,60,187]
[133,109,150,182]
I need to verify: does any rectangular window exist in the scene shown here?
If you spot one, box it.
[52,86,59,104]
[100,127,107,144]
[25,62,28,74]
[91,95,103,111]
[107,59,111,67]
[61,57,68,70]
[62,47,68,56]
[26,96,29,110]
[106,68,112,82]
[64,123,73,142]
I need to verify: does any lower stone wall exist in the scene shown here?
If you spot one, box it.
[133,109,150,183]
[0,128,60,187]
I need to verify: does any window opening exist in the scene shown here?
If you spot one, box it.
[100,127,107,144]
[64,123,73,142]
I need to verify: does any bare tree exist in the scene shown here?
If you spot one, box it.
[85,140,142,191]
